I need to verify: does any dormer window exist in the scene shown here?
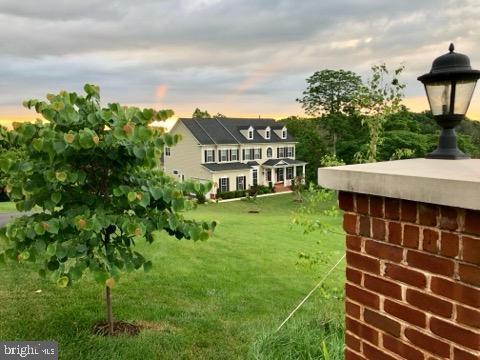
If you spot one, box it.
[281,127,287,139]
[265,126,271,140]
[247,126,254,140]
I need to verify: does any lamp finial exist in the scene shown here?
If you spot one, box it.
[449,43,455,53]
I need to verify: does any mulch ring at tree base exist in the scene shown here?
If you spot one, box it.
[93,321,141,336]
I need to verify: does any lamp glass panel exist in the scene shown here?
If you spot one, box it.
[453,80,477,115]
[425,82,452,116]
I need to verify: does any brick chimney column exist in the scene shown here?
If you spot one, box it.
[318,159,480,360]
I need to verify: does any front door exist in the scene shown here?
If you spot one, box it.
[276,168,284,182]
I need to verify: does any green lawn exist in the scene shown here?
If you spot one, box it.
[0,194,345,359]
[0,201,16,212]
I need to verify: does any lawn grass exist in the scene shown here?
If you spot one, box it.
[0,194,345,359]
[0,201,16,212]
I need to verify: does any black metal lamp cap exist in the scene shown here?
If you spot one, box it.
[418,43,480,83]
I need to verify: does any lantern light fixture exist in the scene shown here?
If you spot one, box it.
[418,43,480,159]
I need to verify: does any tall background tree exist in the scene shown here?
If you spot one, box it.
[356,64,406,162]
[296,69,364,155]
[0,85,216,335]
[192,108,211,118]
[280,116,327,183]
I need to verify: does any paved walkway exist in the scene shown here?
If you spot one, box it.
[0,212,19,227]
[217,190,293,203]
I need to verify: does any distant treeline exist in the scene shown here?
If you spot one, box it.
[281,108,480,183]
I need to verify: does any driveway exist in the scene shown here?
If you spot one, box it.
[0,212,19,227]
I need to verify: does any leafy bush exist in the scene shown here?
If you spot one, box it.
[217,190,247,199]
[195,192,207,204]
[248,185,272,196]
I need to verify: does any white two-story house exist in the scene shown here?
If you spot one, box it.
[163,118,307,197]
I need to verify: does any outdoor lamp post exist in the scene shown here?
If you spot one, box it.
[418,43,480,159]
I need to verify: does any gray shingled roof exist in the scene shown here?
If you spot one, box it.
[179,118,295,145]
[262,158,307,166]
[202,162,253,172]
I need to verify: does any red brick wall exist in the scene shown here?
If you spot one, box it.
[339,191,480,360]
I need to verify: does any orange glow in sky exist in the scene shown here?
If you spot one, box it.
[2,94,479,130]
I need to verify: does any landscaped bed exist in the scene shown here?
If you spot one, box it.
[0,194,345,359]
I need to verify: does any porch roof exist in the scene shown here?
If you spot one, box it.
[202,162,253,172]
[262,158,307,167]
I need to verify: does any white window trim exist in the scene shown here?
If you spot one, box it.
[205,149,214,163]
[220,149,229,162]
[247,126,254,140]
[281,127,287,139]
[252,169,258,186]
[236,176,245,190]
[265,126,271,139]
[267,147,273,158]
[219,177,229,192]
[286,167,294,180]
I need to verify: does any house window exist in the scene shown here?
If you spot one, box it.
[248,127,254,140]
[267,147,273,158]
[281,128,287,139]
[236,176,246,191]
[205,150,215,163]
[287,147,294,157]
[278,147,285,158]
[286,167,294,180]
[265,127,271,139]
[254,148,262,160]
[220,149,229,162]
[230,149,238,161]
[165,147,171,156]
[276,168,284,182]
[243,149,254,161]
[173,170,178,175]
[220,177,229,192]
[252,169,258,186]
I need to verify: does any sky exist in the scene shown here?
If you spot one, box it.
[0,0,479,129]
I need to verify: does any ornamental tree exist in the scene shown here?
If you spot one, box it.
[0,85,216,334]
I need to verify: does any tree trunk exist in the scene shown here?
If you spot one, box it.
[333,131,337,156]
[106,285,114,334]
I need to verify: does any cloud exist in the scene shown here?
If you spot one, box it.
[0,0,479,122]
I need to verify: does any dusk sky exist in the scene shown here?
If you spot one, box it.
[1,0,479,128]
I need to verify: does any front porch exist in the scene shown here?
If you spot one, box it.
[262,158,307,189]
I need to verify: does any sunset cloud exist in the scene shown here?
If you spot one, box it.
[0,0,479,125]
